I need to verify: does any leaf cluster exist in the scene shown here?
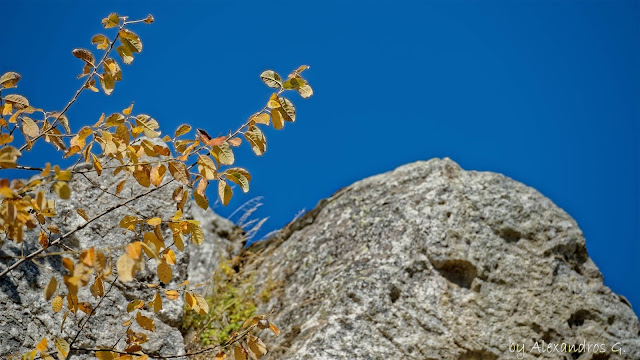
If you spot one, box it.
[0,12,311,360]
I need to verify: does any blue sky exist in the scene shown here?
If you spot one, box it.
[2,1,638,311]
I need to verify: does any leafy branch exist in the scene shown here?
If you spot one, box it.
[1,11,313,360]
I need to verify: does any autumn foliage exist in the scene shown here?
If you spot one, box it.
[0,12,312,360]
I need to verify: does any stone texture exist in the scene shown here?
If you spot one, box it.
[187,206,242,293]
[2,156,639,360]
[0,156,239,359]
[244,158,640,360]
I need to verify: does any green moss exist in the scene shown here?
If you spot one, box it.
[182,260,258,345]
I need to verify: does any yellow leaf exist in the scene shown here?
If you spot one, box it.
[251,113,270,126]
[174,124,191,137]
[91,34,109,50]
[116,253,136,282]
[173,232,185,252]
[126,299,145,312]
[150,163,166,187]
[39,231,49,249]
[168,161,190,185]
[294,65,310,74]
[91,154,103,176]
[163,249,176,265]
[153,144,170,156]
[269,322,280,335]
[224,168,251,193]
[115,179,127,194]
[76,208,89,221]
[0,71,21,89]
[147,217,162,226]
[103,59,122,80]
[90,277,104,298]
[52,296,63,313]
[197,155,217,180]
[54,337,69,359]
[72,48,95,65]
[152,292,162,314]
[133,164,151,187]
[215,352,226,360]
[99,72,116,95]
[122,102,134,115]
[54,165,72,181]
[35,337,48,352]
[119,29,143,53]
[0,133,13,145]
[297,84,313,98]
[80,247,95,266]
[279,97,296,122]
[189,222,204,245]
[194,190,209,210]
[218,179,232,206]
[259,70,282,89]
[243,126,266,156]
[267,93,281,109]
[102,13,120,28]
[4,94,29,110]
[144,14,155,24]
[78,302,93,314]
[126,241,143,260]
[211,142,234,165]
[96,350,116,360]
[120,215,139,231]
[21,117,39,138]
[283,76,306,90]
[44,277,57,301]
[157,261,172,284]
[144,231,165,253]
[136,114,160,138]
[234,345,247,360]
[247,335,267,358]
[105,113,125,127]
[193,293,209,315]
[164,289,180,300]
[271,108,286,130]
[185,291,195,311]
[135,311,156,332]
[62,258,74,273]
[0,146,21,168]
[22,349,37,360]
[52,181,71,199]
[117,45,134,65]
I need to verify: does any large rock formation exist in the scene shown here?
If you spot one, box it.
[1,157,638,360]
[0,162,241,359]
[243,158,640,359]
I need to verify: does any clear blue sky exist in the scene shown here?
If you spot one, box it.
[2,1,638,311]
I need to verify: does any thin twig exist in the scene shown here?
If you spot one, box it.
[67,275,119,356]
[0,180,171,278]
[17,23,124,152]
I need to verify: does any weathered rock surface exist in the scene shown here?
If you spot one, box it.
[244,158,640,360]
[0,159,239,359]
[2,157,639,360]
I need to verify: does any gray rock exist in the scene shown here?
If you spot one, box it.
[187,205,242,293]
[244,158,640,360]
[3,156,639,360]
[0,152,240,358]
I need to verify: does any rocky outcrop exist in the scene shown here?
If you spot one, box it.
[243,158,640,359]
[0,162,240,359]
[2,157,638,360]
